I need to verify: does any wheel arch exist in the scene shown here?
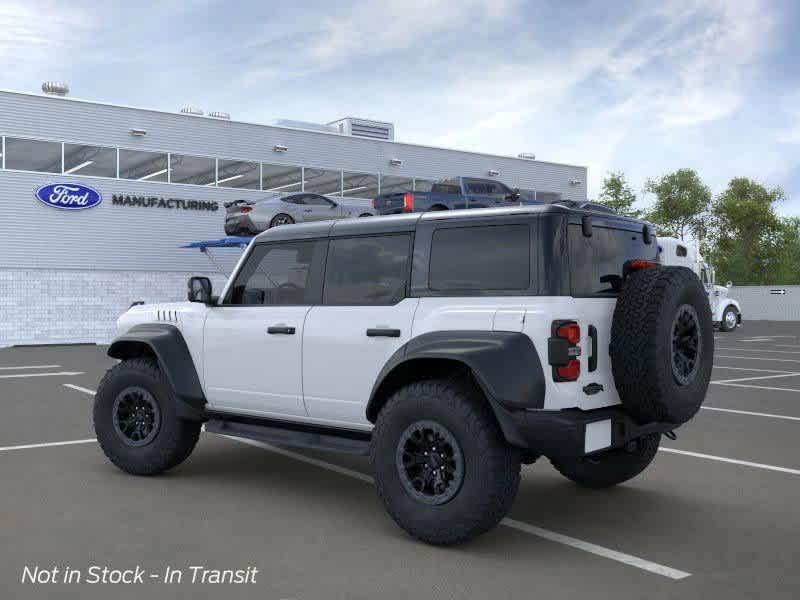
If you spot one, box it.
[366,331,546,439]
[108,324,206,421]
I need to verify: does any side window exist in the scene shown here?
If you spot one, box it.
[324,235,411,305]
[700,268,709,285]
[429,225,531,292]
[305,194,334,206]
[226,241,324,306]
[676,245,688,257]
[284,195,304,205]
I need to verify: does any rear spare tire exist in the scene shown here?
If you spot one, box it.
[610,266,713,424]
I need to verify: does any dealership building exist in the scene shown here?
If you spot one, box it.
[0,85,588,346]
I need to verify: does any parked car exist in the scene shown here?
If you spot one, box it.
[658,237,742,331]
[95,205,713,545]
[224,192,375,235]
[372,176,532,214]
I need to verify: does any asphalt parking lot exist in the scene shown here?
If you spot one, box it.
[2,321,800,599]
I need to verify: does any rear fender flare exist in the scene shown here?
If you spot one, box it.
[366,330,546,427]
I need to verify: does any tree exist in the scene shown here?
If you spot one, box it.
[707,178,786,284]
[597,171,640,217]
[643,169,711,240]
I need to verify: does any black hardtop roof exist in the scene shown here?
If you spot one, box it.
[252,204,649,243]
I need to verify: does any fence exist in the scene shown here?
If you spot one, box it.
[728,285,800,321]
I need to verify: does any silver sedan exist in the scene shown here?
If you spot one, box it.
[224,192,376,236]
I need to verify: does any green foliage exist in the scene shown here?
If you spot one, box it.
[644,169,711,240]
[597,171,640,218]
[706,178,791,285]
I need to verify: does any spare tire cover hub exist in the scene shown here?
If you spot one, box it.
[671,304,701,385]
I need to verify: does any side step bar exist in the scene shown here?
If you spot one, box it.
[205,416,371,456]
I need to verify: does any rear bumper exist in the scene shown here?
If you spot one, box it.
[224,214,257,235]
[491,403,678,458]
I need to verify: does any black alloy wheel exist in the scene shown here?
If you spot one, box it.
[112,386,161,447]
[395,420,464,505]
[671,304,701,385]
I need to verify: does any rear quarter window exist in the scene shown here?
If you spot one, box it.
[569,224,658,296]
[429,224,531,292]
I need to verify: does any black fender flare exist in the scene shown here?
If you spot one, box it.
[366,330,546,423]
[107,323,206,421]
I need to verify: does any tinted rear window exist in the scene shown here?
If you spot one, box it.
[323,234,411,305]
[430,184,461,195]
[429,225,530,292]
[569,224,658,296]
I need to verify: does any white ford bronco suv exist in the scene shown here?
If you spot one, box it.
[94,205,713,545]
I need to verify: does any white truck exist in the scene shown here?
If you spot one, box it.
[658,237,741,332]
[93,206,714,545]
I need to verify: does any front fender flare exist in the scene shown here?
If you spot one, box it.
[107,323,206,421]
[367,330,546,422]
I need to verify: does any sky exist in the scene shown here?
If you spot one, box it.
[2,0,799,214]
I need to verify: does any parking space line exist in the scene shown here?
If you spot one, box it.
[713,366,796,374]
[0,371,84,379]
[716,355,800,363]
[64,383,97,395]
[701,406,800,422]
[0,439,96,453]
[712,372,800,384]
[717,347,800,355]
[772,344,800,349]
[0,364,61,370]
[226,435,691,580]
[711,382,800,393]
[660,447,800,476]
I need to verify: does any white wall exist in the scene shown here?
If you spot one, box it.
[728,285,800,321]
[0,269,229,346]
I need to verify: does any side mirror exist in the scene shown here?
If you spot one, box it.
[187,276,213,304]
[726,281,733,289]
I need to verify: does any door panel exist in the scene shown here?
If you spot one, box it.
[302,300,419,425]
[203,306,310,416]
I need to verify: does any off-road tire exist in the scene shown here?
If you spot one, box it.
[93,357,201,476]
[551,433,660,488]
[720,305,738,332]
[370,377,521,545]
[610,266,713,424]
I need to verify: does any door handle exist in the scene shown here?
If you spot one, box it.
[366,328,401,338]
[267,325,296,335]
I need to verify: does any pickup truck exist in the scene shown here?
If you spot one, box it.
[372,177,528,214]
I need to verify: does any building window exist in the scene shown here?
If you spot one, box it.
[217,159,260,189]
[380,176,413,195]
[63,143,117,177]
[262,163,302,192]
[119,149,168,182]
[304,167,342,195]
[4,137,61,173]
[341,171,379,198]
[170,154,216,186]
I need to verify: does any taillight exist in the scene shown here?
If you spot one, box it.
[548,320,581,382]
[627,260,657,270]
[556,323,580,346]
[402,193,414,213]
[372,198,377,209]
[557,359,580,381]
[241,207,252,214]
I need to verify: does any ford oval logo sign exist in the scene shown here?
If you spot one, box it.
[35,183,103,210]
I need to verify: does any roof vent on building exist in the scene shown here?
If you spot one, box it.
[518,152,536,160]
[180,106,204,116]
[42,81,69,96]
[208,111,231,120]
[328,117,395,141]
